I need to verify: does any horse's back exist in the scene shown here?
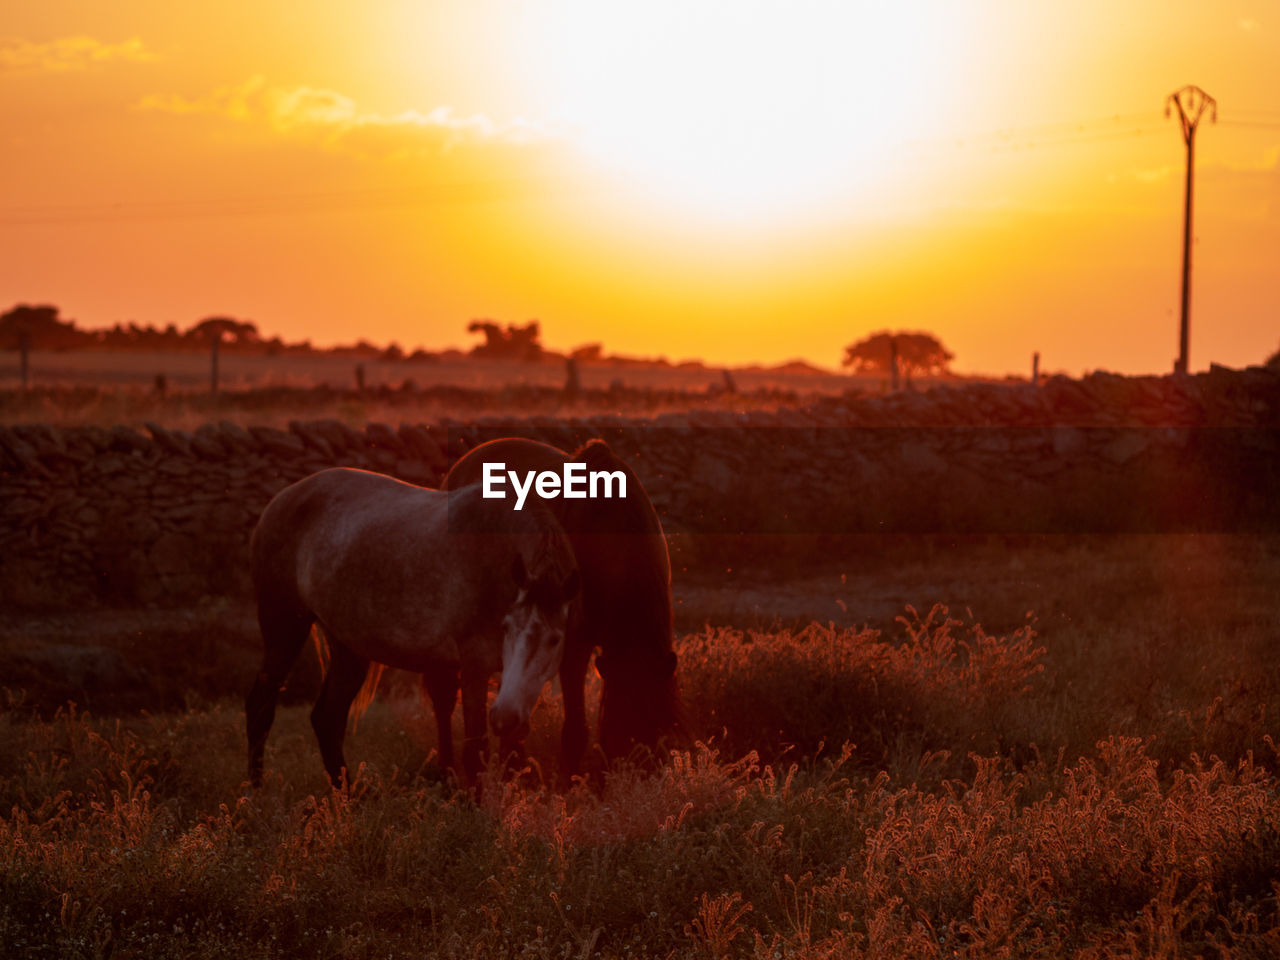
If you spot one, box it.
[445,438,672,642]
[444,438,570,495]
[253,468,436,579]
[252,467,572,667]
[251,469,457,635]
[251,468,347,612]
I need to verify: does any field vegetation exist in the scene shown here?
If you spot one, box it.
[0,347,995,432]
[0,378,809,434]
[2,535,1278,958]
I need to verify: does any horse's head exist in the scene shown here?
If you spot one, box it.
[490,550,581,740]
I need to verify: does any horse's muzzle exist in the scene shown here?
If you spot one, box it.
[489,702,527,739]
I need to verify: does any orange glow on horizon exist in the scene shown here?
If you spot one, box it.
[1,2,1278,376]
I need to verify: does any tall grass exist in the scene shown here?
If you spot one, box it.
[3,600,1278,958]
[678,607,1046,770]
[0,377,817,433]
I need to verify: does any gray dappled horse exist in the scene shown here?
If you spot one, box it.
[246,467,580,786]
[445,439,681,778]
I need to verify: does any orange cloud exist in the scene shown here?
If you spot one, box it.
[0,35,156,74]
[137,76,551,158]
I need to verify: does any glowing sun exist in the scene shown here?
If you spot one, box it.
[529,1,960,222]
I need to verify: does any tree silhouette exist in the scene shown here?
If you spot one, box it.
[187,316,261,346]
[467,319,543,361]
[0,304,88,350]
[842,331,954,378]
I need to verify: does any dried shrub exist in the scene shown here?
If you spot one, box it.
[677,605,1045,769]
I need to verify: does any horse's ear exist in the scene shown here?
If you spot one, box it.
[561,568,581,603]
[594,653,611,680]
[511,553,528,588]
[576,438,618,471]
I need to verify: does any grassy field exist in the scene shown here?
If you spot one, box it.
[0,381,797,434]
[0,350,870,395]
[0,351,1000,432]
[2,534,1278,958]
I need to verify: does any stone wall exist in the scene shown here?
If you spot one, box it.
[3,367,1279,609]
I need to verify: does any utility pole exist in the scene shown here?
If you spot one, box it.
[1165,85,1216,375]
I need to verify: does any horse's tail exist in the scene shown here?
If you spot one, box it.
[311,622,331,679]
[310,623,384,731]
[350,664,384,731]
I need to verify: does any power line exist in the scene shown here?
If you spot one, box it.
[0,107,1274,228]
[1218,119,1280,130]
[901,112,1158,153]
[983,126,1162,153]
[1224,108,1280,119]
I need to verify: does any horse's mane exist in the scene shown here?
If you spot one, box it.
[516,511,579,620]
[525,525,576,580]
[570,440,662,538]
[570,438,674,641]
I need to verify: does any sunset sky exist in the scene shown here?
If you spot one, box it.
[2,2,1278,375]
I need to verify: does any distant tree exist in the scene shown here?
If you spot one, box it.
[467,319,543,362]
[571,343,604,363]
[186,316,261,347]
[513,324,542,361]
[0,304,89,350]
[842,330,954,378]
[1267,344,1280,369]
[467,320,502,354]
[126,322,185,349]
[382,342,404,361]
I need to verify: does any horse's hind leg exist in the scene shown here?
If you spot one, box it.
[421,663,460,774]
[247,603,312,786]
[311,640,371,788]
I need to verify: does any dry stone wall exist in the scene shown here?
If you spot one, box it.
[3,367,1279,609]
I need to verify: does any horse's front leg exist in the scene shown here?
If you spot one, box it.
[421,662,460,775]
[459,666,489,783]
[559,639,592,783]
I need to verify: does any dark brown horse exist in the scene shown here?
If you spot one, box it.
[246,467,580,786]
[444,438,681,776]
